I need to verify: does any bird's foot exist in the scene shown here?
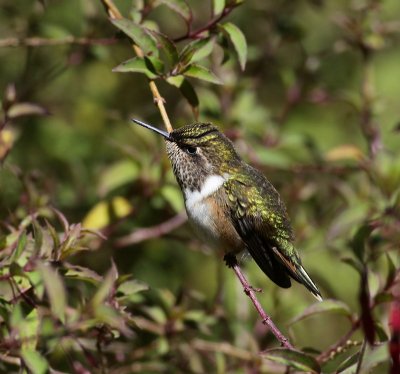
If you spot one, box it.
[223,253,237,268]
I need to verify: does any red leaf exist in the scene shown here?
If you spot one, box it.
[389,300,400,374]
[359,270,375,344]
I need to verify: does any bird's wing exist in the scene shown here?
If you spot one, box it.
[224,165,322,299]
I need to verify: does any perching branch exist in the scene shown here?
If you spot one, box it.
[225,254,293,349]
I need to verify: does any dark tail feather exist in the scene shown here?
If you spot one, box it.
[246,244,292,289]
[294,265,322,301]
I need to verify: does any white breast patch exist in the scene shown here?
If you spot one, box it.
[184,174,226,210]
[184,174,227,246]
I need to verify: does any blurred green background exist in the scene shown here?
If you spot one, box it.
[0,0,399,372]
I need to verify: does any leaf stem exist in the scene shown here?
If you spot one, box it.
[173,6,235,43]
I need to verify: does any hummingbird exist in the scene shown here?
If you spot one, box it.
[133,119,322,301]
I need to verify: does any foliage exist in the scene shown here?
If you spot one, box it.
[0,0,399,373]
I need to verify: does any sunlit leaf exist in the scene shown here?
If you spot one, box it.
[262,348,320,373]
[21,349,48,374]
[325,145,365,162]
[183,64,223,84]
[38,262,67,323]
[98,160,139,196]
[112,57,158,79]
[289,299,352,325]
[219,22,247,70]
[179,38,216,67]
[213,0,226,16]
[110,18,158,56]
[161,185,185,212]
[158,0,191,23]
[91,264,118,307]
[83,196,133,230]
[64,264,102,285]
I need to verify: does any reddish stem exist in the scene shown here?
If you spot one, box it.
[225,255,293,349]
[173,6,235,42]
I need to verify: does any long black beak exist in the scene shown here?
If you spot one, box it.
[131,119,172,140]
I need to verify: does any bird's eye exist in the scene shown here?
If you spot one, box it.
[184,146,197,155]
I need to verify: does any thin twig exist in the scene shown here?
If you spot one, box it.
[0,36,116,48]
[317,318,361,363]
[101,0,173,132]
[225,255,293,349]
[173,6,235,42]
[115,213,187,247]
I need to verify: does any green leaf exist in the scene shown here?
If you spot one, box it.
[167,75,199,109]
[161,185,185,212]
[289,299,352,325]
[91,264,118,307]
[219,22,247,70]
[351,223,373,261]
[336,351,360,373]
[213,0,226,16]
[110,18,158,56]
[145,56,165,75]
[21,349,48,374]
[183,64,223,85]
[262,348,320,373]
[38,263,67,323]
[152,31,179,67]
[341,256,363,274]
[118,279,149,294]
[112,57,159,79]
[98,160,139,196]
[179,38,215,67]
[158,0,191,23]
[64,264,102,285]
[10,232,27,263]
[179,79,199,109]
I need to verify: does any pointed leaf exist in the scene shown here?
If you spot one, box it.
[219,22,247,70]
[83,196,133,230]
[10,232,27,263]
[262,348,320,373]
[91,265,118,307]
[158,0,191,23]
[98,160,139,196]
[113,57,158,79]
[213,0,226,16]
[110,18,158,56]
[351,223,373,261]
[183,64,223,85]
[21,349,48,374]
[38,263,67,323]
[152,31,179,66]
[179,38,215,67]
[64,264,102,285]
[180,79,199,108]
[289,299,352,325]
